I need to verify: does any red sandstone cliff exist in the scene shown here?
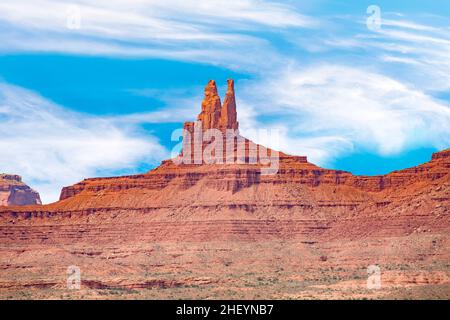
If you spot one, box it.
[0,174,41,206]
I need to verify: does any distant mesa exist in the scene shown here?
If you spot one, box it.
[1,79,449,214]
[0,174,41,206]
[48,80,448,209]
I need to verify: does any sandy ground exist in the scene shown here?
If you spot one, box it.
[1,232,448,300]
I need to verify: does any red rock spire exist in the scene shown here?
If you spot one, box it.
[196,79,239,131]
[220,79,239,130]
[197,80,222,130]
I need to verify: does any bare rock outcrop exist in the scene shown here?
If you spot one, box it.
[194,79,239,132]
[0,174,41,206]
[197,80,223,130]
[220,79,239,130]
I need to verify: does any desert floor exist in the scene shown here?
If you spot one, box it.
[1,232,449,299]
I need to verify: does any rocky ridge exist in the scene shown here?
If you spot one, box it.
[0,80,448,225]
[0,174,41,206]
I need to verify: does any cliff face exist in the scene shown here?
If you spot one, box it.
[0,174,41,206]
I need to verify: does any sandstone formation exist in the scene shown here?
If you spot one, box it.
[196,79,238,131]
[197,80,223,130]
[0,80,448,299]
[220,79,239,130]
[0,174,41,206]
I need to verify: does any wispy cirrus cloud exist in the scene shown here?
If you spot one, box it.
[0,0,315,72]
[237,64,450,164]
[0,82,168,203]
[312,13,450,93]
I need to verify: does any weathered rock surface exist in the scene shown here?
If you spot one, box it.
[0,174,41,206]
[188,79,238,133]
[197,80,223,130]
[220,79,239,130]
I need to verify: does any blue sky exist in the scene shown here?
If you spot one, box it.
[0,0,449,203]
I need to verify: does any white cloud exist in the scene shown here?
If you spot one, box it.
[374,25,450,92]
[237,64,450,165]
[0,0,314,72]
[118,88,203,124]
[0,83,168,203]
[317,15,450,93]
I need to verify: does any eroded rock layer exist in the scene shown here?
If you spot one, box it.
[0,174,41,206]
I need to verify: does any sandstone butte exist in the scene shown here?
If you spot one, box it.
[0,80,448,299]
[0,174,41,206]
